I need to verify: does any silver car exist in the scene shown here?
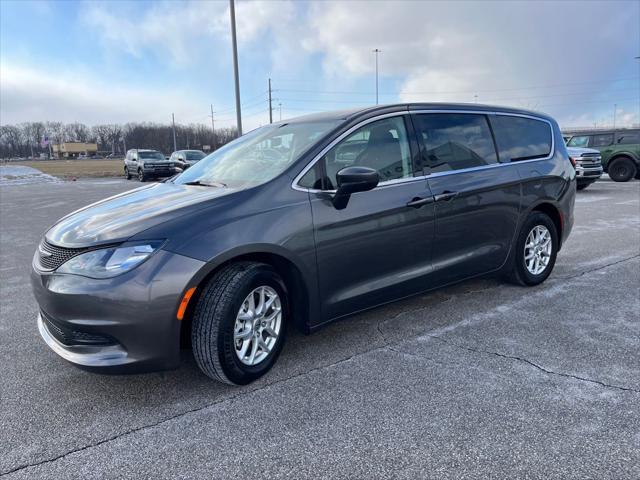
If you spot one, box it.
[170,150,207,170]
[566,146,603,190]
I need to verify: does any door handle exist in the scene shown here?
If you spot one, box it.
[434,191,458,202]
[406,196,434,208]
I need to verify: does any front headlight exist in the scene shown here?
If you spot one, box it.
[57,241,164,278]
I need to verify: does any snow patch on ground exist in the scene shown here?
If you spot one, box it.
[0,165,60,186]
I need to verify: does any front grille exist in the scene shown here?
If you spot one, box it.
[37,240,89,271]
[42,311,114,346]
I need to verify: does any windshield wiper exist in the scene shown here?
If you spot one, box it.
[182,180,228,188]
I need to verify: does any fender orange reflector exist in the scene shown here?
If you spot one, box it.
[177,287,196,321]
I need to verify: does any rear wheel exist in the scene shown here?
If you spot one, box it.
[608,157,636,182]
[191,262,288,385]
[124,166,131,180]
[507,212,558,286]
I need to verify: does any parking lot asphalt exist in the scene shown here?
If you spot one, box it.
[1,177,639,479]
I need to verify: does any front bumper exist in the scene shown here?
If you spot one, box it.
[143,166,181,177]
[575,165,603,179]
[31,249,205,373]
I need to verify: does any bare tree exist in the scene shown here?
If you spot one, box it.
[1,121,238,158]
[65,122,92,142]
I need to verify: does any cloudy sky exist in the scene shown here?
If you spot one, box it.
[1,0,639,131]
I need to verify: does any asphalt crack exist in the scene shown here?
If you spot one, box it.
[4,255,638,475]
[1,353,361,477]
[420,335,640,394]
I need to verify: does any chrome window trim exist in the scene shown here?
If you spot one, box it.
[291,109,556,193]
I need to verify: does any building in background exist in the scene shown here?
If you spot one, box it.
[51,142,98,158]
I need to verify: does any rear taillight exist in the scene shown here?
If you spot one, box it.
[569,156,577,168]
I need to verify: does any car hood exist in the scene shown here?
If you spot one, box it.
[46,182,236,247]
[566,146,600,156]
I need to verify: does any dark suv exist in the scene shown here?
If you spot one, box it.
[565,129,640,182]
[31,104,575,385]
[124,149,181,181]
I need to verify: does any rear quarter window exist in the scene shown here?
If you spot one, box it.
[617,133,640,145]
[491,115,552,162]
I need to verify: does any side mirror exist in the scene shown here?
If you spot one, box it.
[332,166,379,210]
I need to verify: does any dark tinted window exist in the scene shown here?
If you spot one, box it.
[139,151,164,160]
[414,114,497,172]
[617,133,640,145]
[185,151,206,160]
[591,134,613,147]
[492,115,552,161]
[299,116,412,189]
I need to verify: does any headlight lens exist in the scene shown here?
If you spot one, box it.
[57,241,164,278]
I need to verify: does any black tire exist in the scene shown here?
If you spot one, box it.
[124,166,131,180]
[608,157,636,182]
[191,262,288,385]
[506,211,558,286]
[634,170,640,180]
[576,183,589,191]
[137,168,146,182]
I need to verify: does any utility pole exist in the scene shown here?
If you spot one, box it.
[279,102,282,121]
[372,48,381,105]
[210,104,217,150]
[613,103,617,130]
[172,113,177,152]
[268,78,273,124]
[229,0,242,135]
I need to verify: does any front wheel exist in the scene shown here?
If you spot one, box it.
[191,262,288,385]
[507,212,558,286]
[137,168,146,182]
[608,157,636,182]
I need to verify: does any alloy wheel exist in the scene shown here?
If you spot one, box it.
[524,225,552,275]
[233,286,282,366]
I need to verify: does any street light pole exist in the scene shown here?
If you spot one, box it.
[229,0,242,136]
[372,48,381,105]
[172,113,177,152]
[210,103,216,149]
[268,78,273,124]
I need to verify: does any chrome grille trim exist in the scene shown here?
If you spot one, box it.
[37,240,90,271]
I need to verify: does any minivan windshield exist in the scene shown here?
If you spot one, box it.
[174,120,340,188]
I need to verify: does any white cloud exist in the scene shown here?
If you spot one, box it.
[81,0,296,67]
[1,61,205,125]
[300,0,639,126]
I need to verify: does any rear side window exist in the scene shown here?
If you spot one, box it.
[492,115,552,162]
[617,133,640,145]
[591,134,613,147]
[414,113,497,172]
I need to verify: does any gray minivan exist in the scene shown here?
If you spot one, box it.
[32,104,575,385]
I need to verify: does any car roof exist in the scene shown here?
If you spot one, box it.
[279,103,555,125]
